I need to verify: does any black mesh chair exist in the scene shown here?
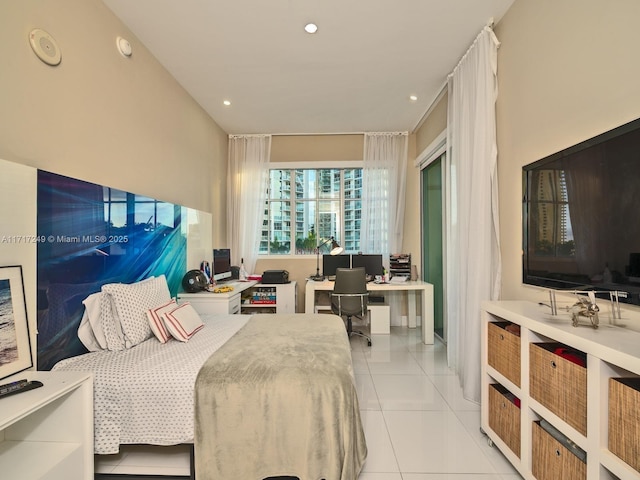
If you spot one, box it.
[331,267,372,346]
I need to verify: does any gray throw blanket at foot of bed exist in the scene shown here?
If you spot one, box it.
[194,313,367,480]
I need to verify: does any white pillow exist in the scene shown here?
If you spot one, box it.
[82,292,108,349]
[146,298,177,343]
[162,303,204,342]
[103,275,171,348]
[100,290,127,351]
[77,309,103,352]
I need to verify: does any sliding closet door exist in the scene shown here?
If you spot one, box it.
[421,154,445,341]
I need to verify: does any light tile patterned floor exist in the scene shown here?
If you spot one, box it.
[96,326,523,479]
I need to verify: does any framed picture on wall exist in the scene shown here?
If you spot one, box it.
[0,265,32,380]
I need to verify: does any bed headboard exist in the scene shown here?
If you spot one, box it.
[36,170,211,369]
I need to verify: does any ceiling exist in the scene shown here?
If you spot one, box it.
[102,0,514,135]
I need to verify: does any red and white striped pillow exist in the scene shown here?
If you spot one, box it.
[161,302,204,342]
[146,299,177,343]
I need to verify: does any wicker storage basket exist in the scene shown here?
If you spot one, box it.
[488,383,521,457]
[609,377,640,472]
[532,421,586,480]
[487,321,521,387]
[529,343,587,435]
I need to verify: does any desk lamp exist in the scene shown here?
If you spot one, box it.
[311,237,343,281]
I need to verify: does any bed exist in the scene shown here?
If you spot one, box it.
[51,276,367,479]
[53,313,249,454]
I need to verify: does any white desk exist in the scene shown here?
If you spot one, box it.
[178,280,258,314]
[305,279,434,344]
[178,280,299,315]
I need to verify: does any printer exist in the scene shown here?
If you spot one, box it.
[261,270,290,284]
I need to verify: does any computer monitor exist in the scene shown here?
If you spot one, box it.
[351,254,384,277]
[322,254,351,277]
[212,248,232,282]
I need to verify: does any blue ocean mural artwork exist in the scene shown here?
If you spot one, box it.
[37,171,186,370]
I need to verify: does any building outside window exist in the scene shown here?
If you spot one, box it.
[103,190,176,233]
[261,168,362,255]
[531,169,574,257]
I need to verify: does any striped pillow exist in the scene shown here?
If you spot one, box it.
[146,299,177,343]
[162,303,204,342]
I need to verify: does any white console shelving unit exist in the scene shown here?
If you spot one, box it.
[179,281,297,315]
[240,281,297,314]
[178,280,258,314]
[0,370,93,480]
[481,300,640,480]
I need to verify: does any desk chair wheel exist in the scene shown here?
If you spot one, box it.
[347,324,372,346]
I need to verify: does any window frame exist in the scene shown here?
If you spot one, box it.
[260,161,363,259]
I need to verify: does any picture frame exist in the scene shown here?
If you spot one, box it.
[0,265,32,380]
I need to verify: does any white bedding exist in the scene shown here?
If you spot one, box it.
[53,314,249,454]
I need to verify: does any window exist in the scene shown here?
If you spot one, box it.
[261,168,362,255]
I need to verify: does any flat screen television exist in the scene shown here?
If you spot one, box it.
[212,248,232,282]
[522,117,640,305]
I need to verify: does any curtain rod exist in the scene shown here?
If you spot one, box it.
[448,25,500,80]
[273,131,407,136]
[229,131,367,137]
[271,131,365,136]
[230,131,408,137]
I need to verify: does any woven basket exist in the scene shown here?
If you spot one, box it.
[532,422,586,480]
[530,343,587,435]
[487,322,521,387]
[488,383,520,457]
[609,377,640,472]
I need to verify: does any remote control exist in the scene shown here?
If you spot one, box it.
[0,379,28,396]
[0,379,44,398]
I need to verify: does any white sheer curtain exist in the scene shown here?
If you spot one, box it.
[446,26,502,403]
[227,134,271,274]
[361,132,408,262]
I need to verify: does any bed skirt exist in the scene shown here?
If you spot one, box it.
[194,313,367,480]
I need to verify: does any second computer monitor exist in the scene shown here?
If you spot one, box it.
[351,254,384,277]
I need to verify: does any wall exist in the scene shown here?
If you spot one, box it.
[0,0,228,247]
[412,0,640,327]
[0,160,38,368]
[494,0,640,311]
[415,91,448,156]
[0,0,227,363]
[271,135,363,162]
[413,0,640,322]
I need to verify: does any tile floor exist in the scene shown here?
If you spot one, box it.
[95,326,523,479]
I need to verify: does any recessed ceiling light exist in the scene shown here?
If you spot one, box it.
[304,23,318,34]
[409,95,418,102]
[223,100,231,106]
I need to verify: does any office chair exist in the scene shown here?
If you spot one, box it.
[331,267,372,346]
